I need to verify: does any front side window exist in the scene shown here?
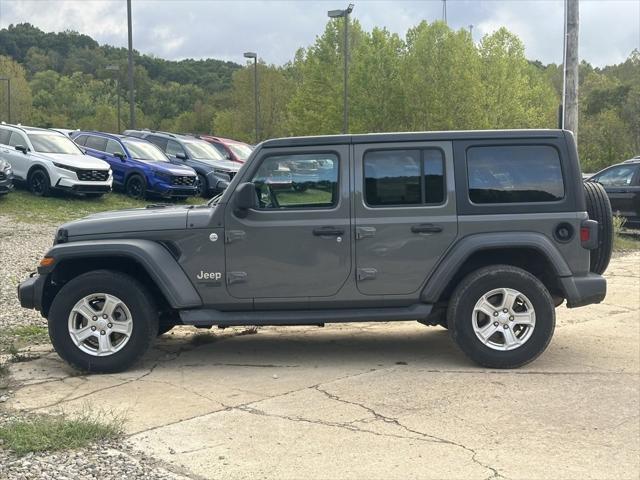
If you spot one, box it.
[28,133,82,154]
[594,165,638,187]
[106,139,125,156]
[252,153,339,209]
[364,149,445,206]
[8,132,26,148]
[182,140,225,162]
[74,135,88,146]
[84,135,108,152]
[467,145,564,204]
[166,140,186,158]
[123,139,169,162]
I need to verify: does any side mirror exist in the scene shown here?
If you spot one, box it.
[114,152,126,161]
[175,152,188,160]
[15,145,28,154]
[233,182,258,218]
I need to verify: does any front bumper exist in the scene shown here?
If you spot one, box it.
[18,273,46,311]
[559,273,607,308]
[0,176,13,195]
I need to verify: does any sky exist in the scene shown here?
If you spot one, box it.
[0,0,638,67]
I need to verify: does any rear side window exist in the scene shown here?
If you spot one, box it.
[467,145,564,204]
[364,149,445,206]
[85,135,108,152]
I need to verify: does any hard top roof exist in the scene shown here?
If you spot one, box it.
[261,129,567,148]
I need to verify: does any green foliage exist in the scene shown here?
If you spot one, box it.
[0,21,637,172]
[0,413,123,456]
[0,55,32,123]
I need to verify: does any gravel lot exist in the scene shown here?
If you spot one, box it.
[1,213,638,479]
[0,216,189,479]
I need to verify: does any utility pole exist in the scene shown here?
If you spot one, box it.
[127,0,136,129]
[442,0,447,25]
[563,0,579,140]
[468,24,473,38]
[243,52,259,143]
[0,77,10,123]
[106,65,121,132]
[328,4,354,134]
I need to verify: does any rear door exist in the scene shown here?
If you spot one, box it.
[354,141,457,295]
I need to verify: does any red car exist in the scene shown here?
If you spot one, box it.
[198,135,253,164]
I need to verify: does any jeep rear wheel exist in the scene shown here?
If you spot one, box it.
[584,181,613,274]
[448,265,555,369]
[48,270,158,373]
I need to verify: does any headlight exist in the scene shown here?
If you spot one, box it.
[154,171,171,182]
[213,170,231,181]
[53,162,79,173]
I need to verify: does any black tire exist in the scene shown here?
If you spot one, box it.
[584,181,613,274]
[125,174,146,199]
[48,270,158,373]
[195,174,208,198]
[448,265,555,369]
[28,168,51,197]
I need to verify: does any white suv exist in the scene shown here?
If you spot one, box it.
[0,124,112,197]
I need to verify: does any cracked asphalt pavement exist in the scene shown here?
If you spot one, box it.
[2,248,639,479]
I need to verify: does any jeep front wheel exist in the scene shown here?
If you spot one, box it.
[48,270,158,373]
[447,265,555,369]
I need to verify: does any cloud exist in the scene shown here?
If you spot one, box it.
[0,0,637,66]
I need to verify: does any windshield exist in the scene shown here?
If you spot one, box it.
[228,143,253,161]
[28,133,82,155]
[183,140,225,162]
[123,139,169,162]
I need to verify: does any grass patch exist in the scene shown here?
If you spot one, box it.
[0,325,49,356]
[0,189,203,225]
[0,413,123,455]
[613,215,640,252]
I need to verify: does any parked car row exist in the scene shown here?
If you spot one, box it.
[0,123,253,201]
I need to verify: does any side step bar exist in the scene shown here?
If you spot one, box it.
[179,304,433,327]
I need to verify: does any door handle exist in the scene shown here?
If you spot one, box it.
[313,226,345,236]
[411,224,443,234]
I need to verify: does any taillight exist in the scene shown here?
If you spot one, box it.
[580,227,590,242]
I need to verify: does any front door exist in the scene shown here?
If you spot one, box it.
[224,146,351,299]
[354,142,458,295]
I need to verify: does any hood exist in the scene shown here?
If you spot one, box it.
[60,204,193,238]
[147,162,195,176]
[33,152,110,170]
[201,159,241,172]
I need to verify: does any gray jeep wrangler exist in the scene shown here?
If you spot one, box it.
[18,130,613,373]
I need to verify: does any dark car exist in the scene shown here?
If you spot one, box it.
[197,135,254,164]
[72,132,198,199]
[587,158,640,227]
[123,130,240,197]
[0,157,14,196]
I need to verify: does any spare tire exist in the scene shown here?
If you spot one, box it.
[584,181,613,274]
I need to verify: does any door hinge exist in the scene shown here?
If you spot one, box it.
[357,268,378,281]
[225,230,246,243]
[226,271,248,285]
[356,226,376,240]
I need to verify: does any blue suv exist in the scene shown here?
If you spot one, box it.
[72,132,198,199]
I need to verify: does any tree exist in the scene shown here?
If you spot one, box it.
[0,55,32,123]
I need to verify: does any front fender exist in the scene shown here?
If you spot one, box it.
[42,239,202,309]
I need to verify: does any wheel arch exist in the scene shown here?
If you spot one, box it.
[40,239,202,316]
[421,232,572,305]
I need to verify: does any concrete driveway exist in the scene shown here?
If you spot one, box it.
[6,253,640,480]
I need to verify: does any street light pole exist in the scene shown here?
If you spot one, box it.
[244,52,259,144]
[127,0,136,129]
[328,4,354,134]
[106,65,121,132]
[0,77,10,123]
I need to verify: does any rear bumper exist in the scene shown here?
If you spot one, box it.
[18,273,46,311]
[559,274,607,308]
